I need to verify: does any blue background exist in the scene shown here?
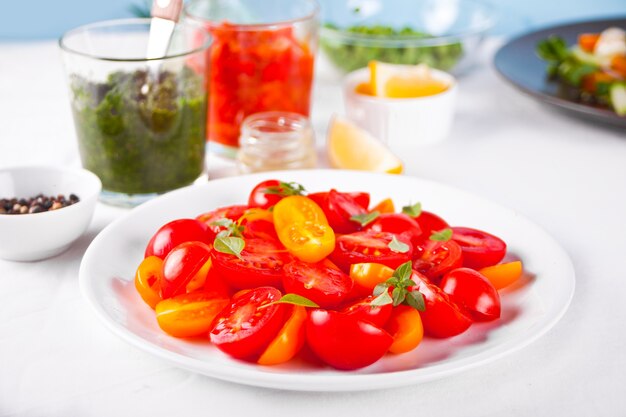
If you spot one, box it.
[2,0,626,40]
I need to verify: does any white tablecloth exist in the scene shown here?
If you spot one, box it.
[1,39,626,416]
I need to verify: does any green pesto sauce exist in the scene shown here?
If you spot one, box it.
[321,24,464,72]
[70,68,206,195]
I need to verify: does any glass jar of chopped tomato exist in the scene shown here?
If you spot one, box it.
[185,0,319,158]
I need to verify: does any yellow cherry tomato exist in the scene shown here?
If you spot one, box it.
[371,198,395,214]
[237,208,274,224]
[349,262,395,297]
[273,196,335,263]
[479,261,523,290]
[155,291,230,338]
[257,306,307,365]
[385,305,424,354]
[134,256,163,309]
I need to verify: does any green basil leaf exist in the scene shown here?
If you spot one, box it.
[271,294,319,308]
[430,228,453,242]
[264,181,307,196]
[373,283,389,296]
[210,218,233,228]
[388,235,410,253]
[213,236,245,259]
[391,286,406,306]
[405,290,426,311]
[350,211,380,226]
[370,290,393,307]
[392,261,413,282]
[402,202,422,217]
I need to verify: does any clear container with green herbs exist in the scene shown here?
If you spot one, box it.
[319,0,496,74]
[60,18,210,207]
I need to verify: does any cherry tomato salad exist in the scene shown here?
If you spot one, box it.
[134,179,525,370]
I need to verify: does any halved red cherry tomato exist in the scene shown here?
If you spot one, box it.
[248,179,286,209]
[371,198,395,214]
[385,305,424,354]
[161,241,212,299]
[451,227,507,269]
[308,190,368,233]
[196,205,248,240]
[144,219,211,259]
[413,239,463,281]
[202,261,231,296]
[134,255,163,309]
[211,238,292,290]
[306,309,393,370]
[283,260,353,308]
[210,287,288,359]
[155,291,230,338]
[479,261,523,290]
[366,213,422,246]
[349,262,394,298]
[341,295,393,328]
[413,273,472,338]
[273,196,335,263]
[413,211,449,240]
[238,208,278,241]
[440,268,501,322]
[331,231,413,273]
[257,305,307,365]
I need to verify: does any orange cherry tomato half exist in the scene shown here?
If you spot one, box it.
[155,291,230,338]
[371,198,395,214]
[479,261,523,290]
[385,305,424,354]
[257,305,307,365]
[349,262,395,298]
[134,255,163,309]
[578,33,600,53]
[273,196,335,263]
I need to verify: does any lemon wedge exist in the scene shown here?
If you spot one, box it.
[369,61,449,98]
[327,116,403,174]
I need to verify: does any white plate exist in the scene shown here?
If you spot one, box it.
[79,170,575,391]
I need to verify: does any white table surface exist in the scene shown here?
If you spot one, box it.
[1,38,626,417]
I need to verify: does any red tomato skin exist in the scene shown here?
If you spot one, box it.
[145,219,211,259]
[283,260,353,309]
[330,231,413,273]
[210,287,289,360]
[161,241,212,299]
[341,296,393,328]
[211,238,292,290]
[413,273,473,338]
[308,191,370,211]
[248,180,284,209]
[366,213,423,246]
[241,218,279,241]
[306,309,393,370]
[413,239,463,282]
[439,268,501,322]
[308,190,368,234]
[414,211,449,240]
[451,227,507,270]
[196,205,248,240]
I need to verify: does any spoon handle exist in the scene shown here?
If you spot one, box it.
[151,0,183,22]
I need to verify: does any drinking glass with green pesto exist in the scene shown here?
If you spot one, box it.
[60,18,210,206]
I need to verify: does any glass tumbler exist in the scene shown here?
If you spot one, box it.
[60,18,211,207]
[185,0,319,158]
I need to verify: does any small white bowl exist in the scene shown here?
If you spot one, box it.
[0,166,101,261]
[343,67,457,150]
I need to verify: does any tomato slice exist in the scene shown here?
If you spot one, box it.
[440,268,501,322]
[247,179,285,209]
[145,218,211,259]
[155,291,230,338]
[413,211,449,241]
[283,260,353,309]
[196,205,248,240]
[365,213,422,246]
[273,196,335,263]
[414,274,472,338]
[479,261,523,290]
[161,241,212,299]
[308,190,368,234]
[331,231,413,273]
[451,227,507,269]
[210,287,288,359]
[413,239,463,281]
[385,305,424,354]
[349,262,394,298]
[306,309,393,370]
[341,295,393,328]
[239,208,278,241]
[134,255,163,309]
[257,305,307,365]
[211,238,293,290]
